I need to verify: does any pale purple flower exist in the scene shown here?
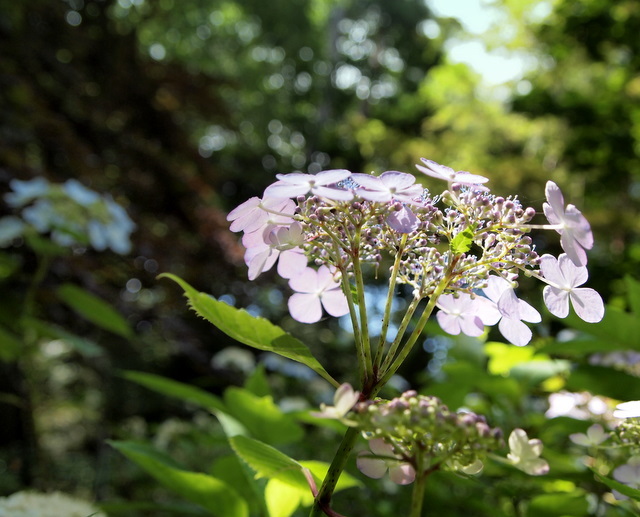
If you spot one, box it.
[477,276,541,347]
[415,158,488,186]
[351,171,423,204]
[507,429,549,475]
[242,222,307,280]
[436,293,485,337]
[311,383,360,419]
[386,205,419,233]
[357,439,416,485]
[540,253,604,323]
[613,400,640,419]
[227,197,295,233]
[288,266,349,323]
[543,181,593,266]
[263,169,353,201]
[569,424,609,447]
[613,456,640,500]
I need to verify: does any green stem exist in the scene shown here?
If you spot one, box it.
[372,234,407,374]
[378,295,421,375]
[377,275,449,390]
[309,426,360,517]
[352,248,373,385]
[410,470,428,517]
[339,271,366,385]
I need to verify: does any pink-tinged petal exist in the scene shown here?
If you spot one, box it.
[356,454,388,479]
[459,314,485,337]
[564,206,593,249]
[436,311,462,335]
[499,317,533,347]
[321,289,350,317]
[242,227,270,248]
[247,248,278,280]
[263,182,310,199]
[288,293,322,323]
[497,287,521,319]
[312,185,354,201]
[315,265,340,291]
[518,299,542,323]
[558,253,588,287]
[483,276,511,303]
[227,196,260,223]
[333,383,360,415]
[289,267,320,293]
[379,171,417,190]
[543,286,570,318]
[314,169,352,185]
[387,206,419,233]
[277,248,308,279]
[560,231,588,266]
[570,288,604,323]
[545,181,565,214]
[389,464,416,485]
[369,438,394,456]
[351,173,384,190]
[539,254,565,286]
[416,159,455,180]
[542,202,560,226]
[523,458,550,476]
[355,188,392,202]
[474,296,501,325]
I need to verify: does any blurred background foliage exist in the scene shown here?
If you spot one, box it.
[1,0,639,515]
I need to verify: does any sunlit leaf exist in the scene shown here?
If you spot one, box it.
[224,387,303,445]
[159,273,338,388]
[527,491,589,516]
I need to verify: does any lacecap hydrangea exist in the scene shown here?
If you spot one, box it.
[228,159,604,347]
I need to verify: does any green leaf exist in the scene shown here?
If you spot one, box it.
[56,283,133,338]
[99,500,211,516]
[625,275,640,316]
[122,370,227,413]
[527,492,589,516]
[450,227,474,254]
[26,319,103,357]
[159,273,338,388]
[561,306,640,350]
[110,440,248,517]
[229,435,310,491]
[593,471,640,501]
[566,365,640,400]
[244,364,271,398]
[224,387,303,445]
[265,479,304,517]
[0,325,22,362]
[212,455,265,517]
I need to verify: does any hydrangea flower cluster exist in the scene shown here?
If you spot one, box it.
[228,159,603,348]
[1,177,135,254]
[350,391,504,481]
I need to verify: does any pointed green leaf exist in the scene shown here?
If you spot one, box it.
[450,227,474,254]
[57,284,133,338]
[527,492,589,516]
[244,364,271,398]
[264,479,303,517]
[224,387,303,445]
[229,435,310,491]
[159,273,338,388]
[110,440,248,517]
[122,370,227,413]
[593,470,640,501]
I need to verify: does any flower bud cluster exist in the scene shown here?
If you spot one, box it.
[351,390,503,476]
[616,419,640,450]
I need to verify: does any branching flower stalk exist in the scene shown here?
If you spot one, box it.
[227,159,604,515]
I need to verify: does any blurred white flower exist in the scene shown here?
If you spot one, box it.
[507,429,549,475]
[0,491,106,517]
[311,383,359,419]
[613,456,640,500]
[614,401,640,419]
[569,424,609,447]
